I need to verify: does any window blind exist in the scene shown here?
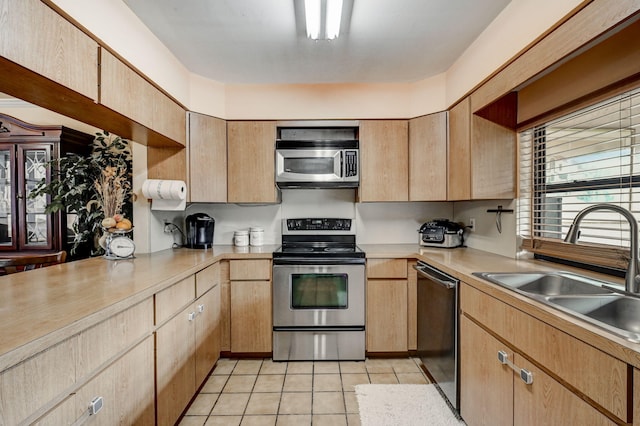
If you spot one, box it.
[518,86,640,267]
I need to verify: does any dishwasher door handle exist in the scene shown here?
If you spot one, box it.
[413,264,457,289]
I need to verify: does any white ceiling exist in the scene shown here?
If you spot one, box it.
[123,0,512,85]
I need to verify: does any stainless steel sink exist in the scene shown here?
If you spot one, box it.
[473,271,615,296]
[545,295,640,342]
[473,271,640,343]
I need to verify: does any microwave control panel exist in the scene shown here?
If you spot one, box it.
[344,151,358,177]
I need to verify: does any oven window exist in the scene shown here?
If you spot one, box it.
[284,157,335,175]
[291,273,348,309]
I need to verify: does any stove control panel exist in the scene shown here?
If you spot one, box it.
[286,218,352,231]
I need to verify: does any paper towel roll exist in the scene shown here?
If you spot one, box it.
[142,179,187,211]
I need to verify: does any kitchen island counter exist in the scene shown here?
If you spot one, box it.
[0,245,277,371]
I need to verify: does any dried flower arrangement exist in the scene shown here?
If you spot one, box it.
[30,131,133,258]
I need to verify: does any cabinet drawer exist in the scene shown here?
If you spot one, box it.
[367,259,408,279]
[196,262,220,297]
[461,283,629,422]
[229,259,271,281]
[155,276,196,325]
[0,337,77,425]
[77,298,153,378]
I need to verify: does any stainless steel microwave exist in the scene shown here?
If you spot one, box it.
[275,140,359,188]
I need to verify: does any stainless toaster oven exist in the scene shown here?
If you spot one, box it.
[419,219,464,248]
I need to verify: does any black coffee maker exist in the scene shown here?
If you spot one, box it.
[185,213,215,249]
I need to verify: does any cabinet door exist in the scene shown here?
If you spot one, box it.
[409,112,447,201]
[513,353,615,426]
[0,147,16,250]
[195,285,221,387]
[230,280,272,353]
[0,0,99,100]
[471,115,516,199]
[156,304,196,426]
[366,279,408,352]
[359,120,409,202]
[18,144,54,250]
[74,336,155,426]
[459,315,513,426]
[227,121,278,203]
[189,113,227,202]
[448,98,471,200]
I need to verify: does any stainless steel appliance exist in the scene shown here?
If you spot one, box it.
[185,213,215,249]
[419,219,464,248]
[272,218,366,361]
[415,260,460,414]
[275,125,359,189]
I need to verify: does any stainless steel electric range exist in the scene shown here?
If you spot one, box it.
[272,218,366,361]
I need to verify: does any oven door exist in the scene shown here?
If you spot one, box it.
[273,263,365,327]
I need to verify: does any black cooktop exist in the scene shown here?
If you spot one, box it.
[273,242,365,258]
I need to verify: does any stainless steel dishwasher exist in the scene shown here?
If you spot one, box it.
[415,260,460,414]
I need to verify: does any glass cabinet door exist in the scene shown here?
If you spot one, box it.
[0,148,14,248]
[18,144,53,249]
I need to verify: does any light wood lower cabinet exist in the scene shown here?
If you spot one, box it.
[460,282,627,425]
[155,270,221,426]
[366,258,409,352]
[74,336,155,426]
[231,280,272,353]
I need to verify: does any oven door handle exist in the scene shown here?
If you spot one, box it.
[274,326,365,332]
[414,264,458,289]
[274,258,366,265]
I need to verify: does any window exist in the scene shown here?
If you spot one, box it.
[518,87,640,269]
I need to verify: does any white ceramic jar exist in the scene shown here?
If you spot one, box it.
[250,227,264,246]
[233,230,249,246]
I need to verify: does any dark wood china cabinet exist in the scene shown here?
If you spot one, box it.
[0,113,92,254]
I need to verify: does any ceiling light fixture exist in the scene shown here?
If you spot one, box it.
[305,0,343,40]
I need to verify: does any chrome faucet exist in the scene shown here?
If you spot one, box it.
[564,203,640,293]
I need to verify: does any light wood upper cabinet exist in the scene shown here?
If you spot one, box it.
[471,115,516,199]
[409,112,448,201]
[448,98,471,200]
[0,0,98,100]
[227,121,279,203]
[189,112,227,202]
[359,120,409,202]
[100,49,186,146]
[447,97,515,200]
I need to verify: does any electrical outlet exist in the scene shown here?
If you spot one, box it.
[469,218,476,232]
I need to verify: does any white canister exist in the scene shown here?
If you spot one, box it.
[250,227,264,246]
[234,230,249,246]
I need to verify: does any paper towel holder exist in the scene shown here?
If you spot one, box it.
[141,179,187,211]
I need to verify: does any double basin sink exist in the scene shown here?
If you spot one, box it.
[473,271,640,343]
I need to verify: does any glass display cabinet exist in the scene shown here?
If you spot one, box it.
[0,114,92,254]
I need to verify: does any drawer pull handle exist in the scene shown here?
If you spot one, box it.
[71,396,103,426]
[497,351,534,385]
[188,311,197,321]
[198,304,205,313]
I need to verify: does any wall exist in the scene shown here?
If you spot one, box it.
[453,199,517,258]
[150,190,454,250]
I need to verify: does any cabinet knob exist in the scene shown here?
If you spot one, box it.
[198,304,205,313]
[188,311,197,321]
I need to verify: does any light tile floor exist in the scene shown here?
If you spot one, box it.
[178,357,430,426]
